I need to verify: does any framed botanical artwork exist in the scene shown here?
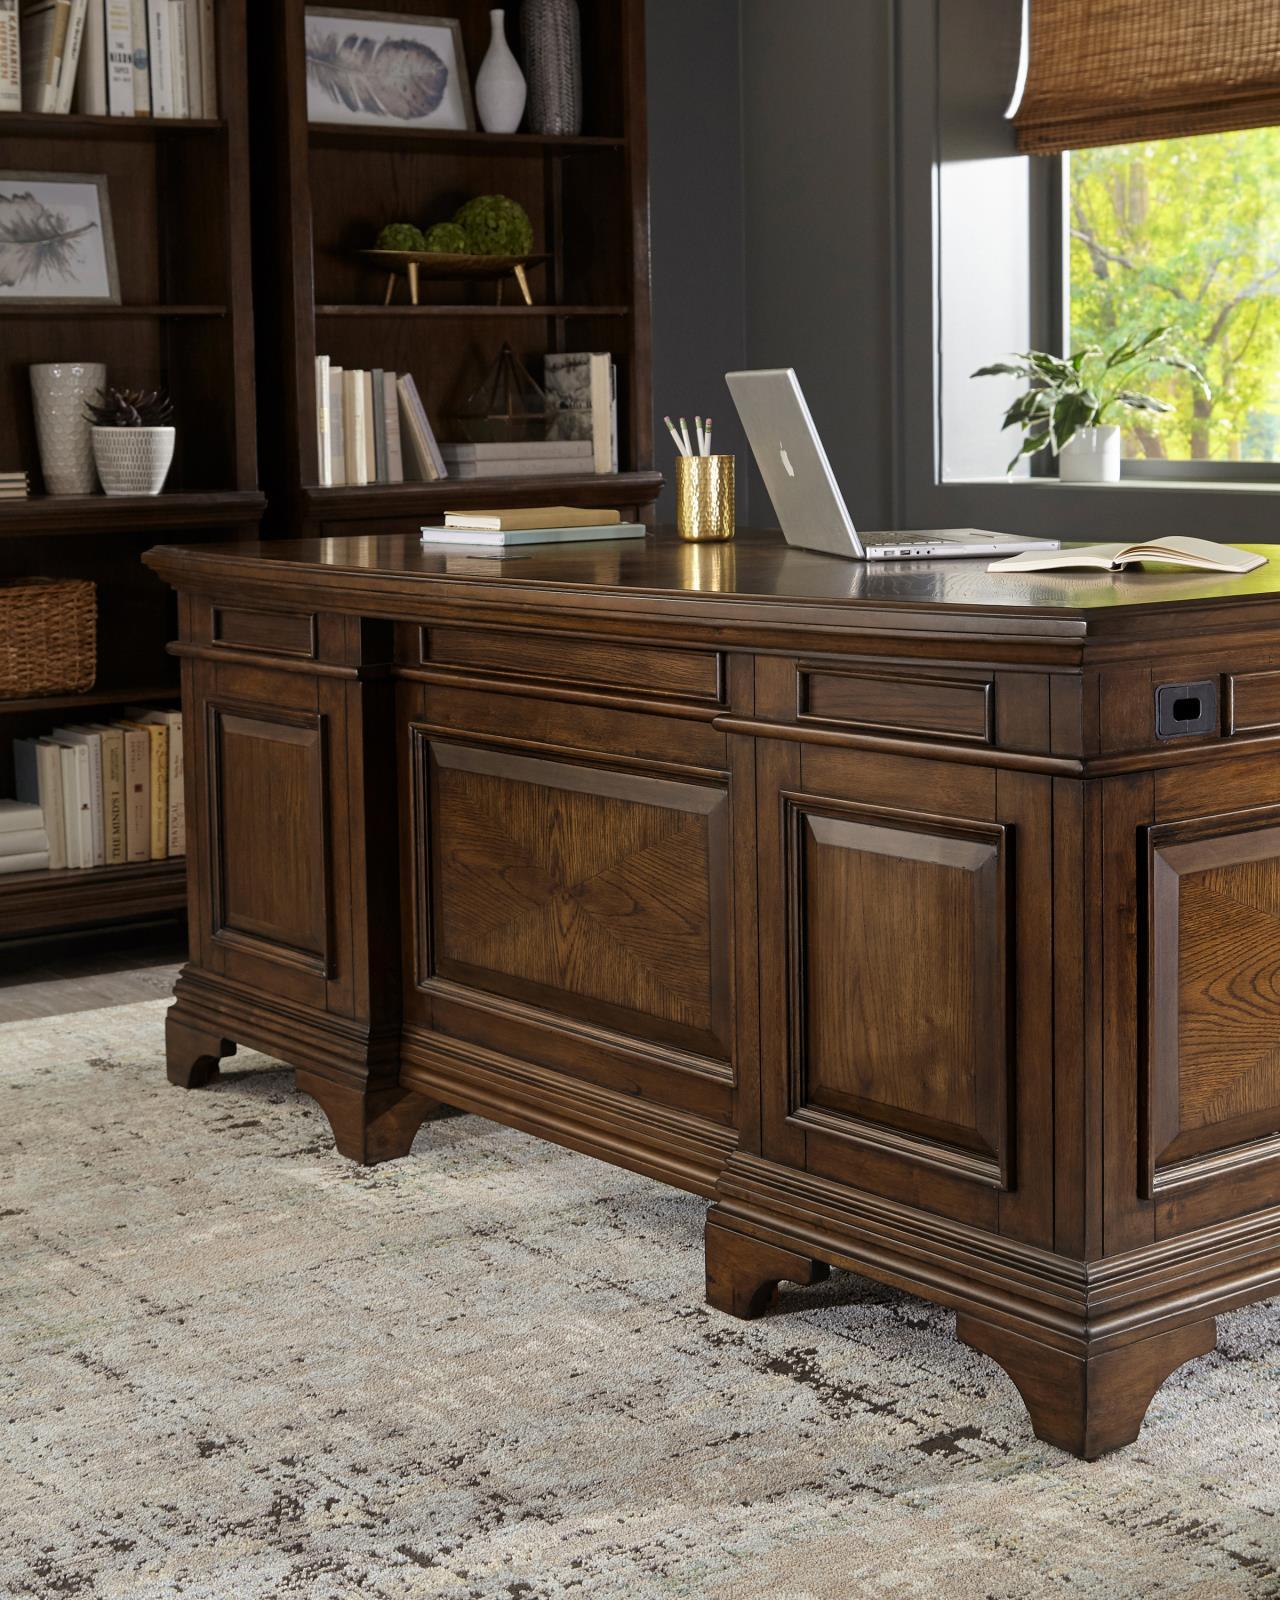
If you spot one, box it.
[0,172,120,306]
[304,9,475,132]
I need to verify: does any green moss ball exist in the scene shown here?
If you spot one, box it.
[376,222,427,252]
[423,221,469,254]
[453,195,534,258]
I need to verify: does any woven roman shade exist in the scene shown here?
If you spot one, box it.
[1011,0,1280,154]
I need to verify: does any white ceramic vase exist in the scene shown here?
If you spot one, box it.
[1059,424,1121,484]
[91,426,176,496]
[30,362,105,495]
[475,8,527,134]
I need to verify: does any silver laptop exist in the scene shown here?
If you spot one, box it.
[726,368,1060,561]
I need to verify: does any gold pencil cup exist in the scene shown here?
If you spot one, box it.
[676,454,735,542]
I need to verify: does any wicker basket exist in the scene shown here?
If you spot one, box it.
[0,578,97,699]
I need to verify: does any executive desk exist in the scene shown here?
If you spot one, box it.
[145,531,1280,1459]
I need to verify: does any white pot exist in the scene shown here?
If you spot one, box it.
[1058,424,1121,484]
[91,426,175,496]
[475,8,527,133]
[30,362,105,495]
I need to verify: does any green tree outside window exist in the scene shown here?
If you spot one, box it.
[1069,129,1280,462]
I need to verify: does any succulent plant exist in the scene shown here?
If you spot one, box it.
[85,386,175,428]
[423,221,468,254]
[453,194,533,257]
[376,221,427,252]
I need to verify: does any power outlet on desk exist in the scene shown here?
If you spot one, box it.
[1155,678,1218,740]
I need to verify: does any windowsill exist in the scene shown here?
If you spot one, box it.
[947,476,1280,493]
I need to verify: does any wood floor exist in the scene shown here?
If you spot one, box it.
[0,921,186,1023]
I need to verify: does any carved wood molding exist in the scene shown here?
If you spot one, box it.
[400,1026,737,1198]
[714,1151,1280,1348]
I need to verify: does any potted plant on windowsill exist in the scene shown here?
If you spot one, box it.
[972,330,1208,483]
[86,386,176,496]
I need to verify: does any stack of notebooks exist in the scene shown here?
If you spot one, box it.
[0,799,51,875]
[0,470,29,501]
[420,506,645,547]
[439,439,595,479]
[314,360,446,488]
[2,0,217,117]
[10,708,183,872]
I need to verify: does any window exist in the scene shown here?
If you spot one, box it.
[1067,128,1280,464]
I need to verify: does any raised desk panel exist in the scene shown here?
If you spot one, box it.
[396,666,745,1135]
[420,739,732,1064]
[791,806,1008,1177]
[210,707,330,972]
[1147,812,1280,1209]
[757,728,1044,1232]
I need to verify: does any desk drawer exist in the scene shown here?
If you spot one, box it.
[416,681,727,773]
[423,627,724,706]
[799,666,993,744]
[212,605,317,659]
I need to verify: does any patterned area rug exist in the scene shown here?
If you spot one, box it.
[4,1001,1280,1599]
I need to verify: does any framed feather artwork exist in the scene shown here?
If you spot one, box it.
[0,173,120,306]
[304,9,475,131]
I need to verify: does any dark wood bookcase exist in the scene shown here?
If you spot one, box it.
[251,0,660,536]
[0,0,264,937]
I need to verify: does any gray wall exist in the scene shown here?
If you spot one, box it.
[647,0,896,530]
[739,0,896,530]
[645,0,748,522]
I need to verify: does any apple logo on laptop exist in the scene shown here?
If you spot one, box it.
[779,444,796,477]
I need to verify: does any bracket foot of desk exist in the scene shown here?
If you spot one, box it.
[296,1068,443,1166]
[956,1313,1218,1460]
[705,1217,830,1319]
[166,1012,236,1089]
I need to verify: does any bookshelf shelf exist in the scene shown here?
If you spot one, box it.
[0,858,186,936]
[0,0,259,938]
[315,305,631,319]
[0,686,180,718]
[254,0,657,536]
[300,471,664,525]
[0,305,227,320]
[0,111,224,139]
[306,124,625,152]
[0,491,266,537]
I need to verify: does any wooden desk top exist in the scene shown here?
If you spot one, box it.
[145,531,1280,647]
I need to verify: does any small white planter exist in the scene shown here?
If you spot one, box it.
[91,426,175,496]
[1059,425,1121,484]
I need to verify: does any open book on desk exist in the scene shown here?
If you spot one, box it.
[989,536,1266,575]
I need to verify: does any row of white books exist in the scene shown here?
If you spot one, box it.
[9,709,183,873]
[314,361,447,488]
[313,352,620,490]
[0,0,216,118]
